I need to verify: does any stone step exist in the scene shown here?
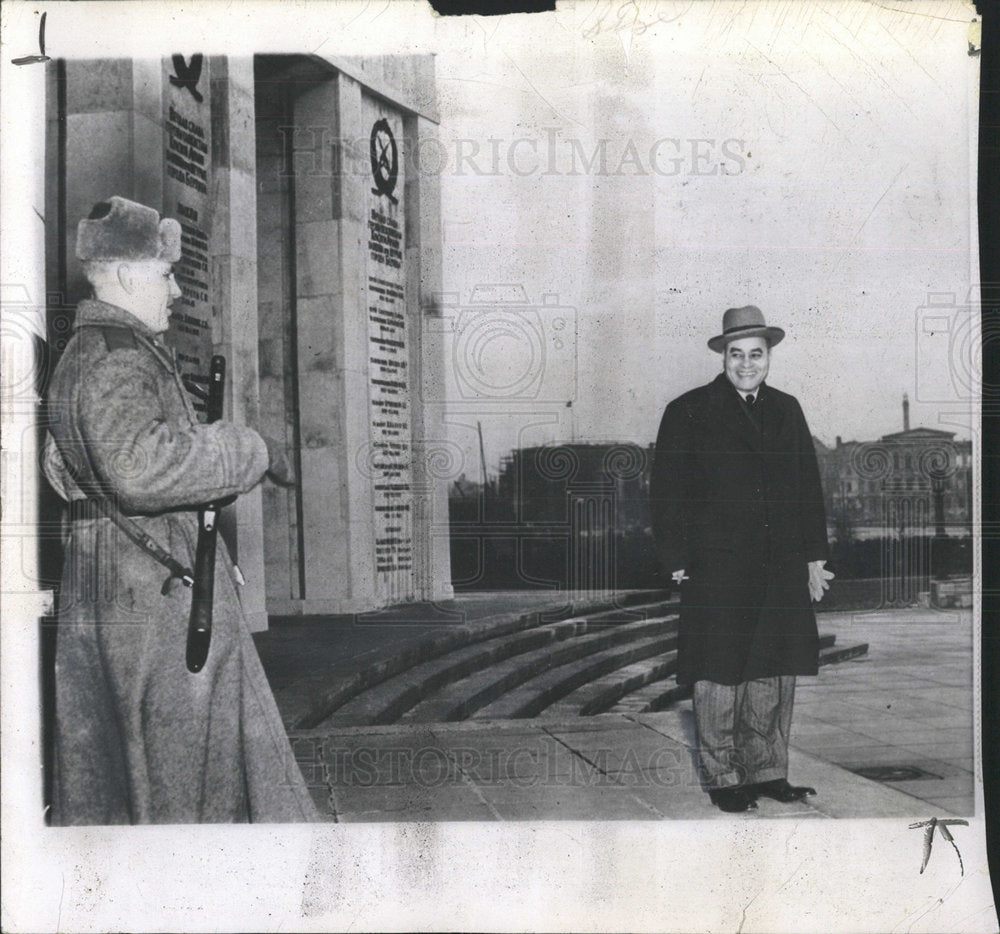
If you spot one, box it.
[317,610,680,728]
[575,600,678,626]
[817,642,870,666]
[472,632,680,720]
[541,654,680,720]
[398,612,681,724]
[292,593,674,728]
[605,633,846,716]
[317,616,589,728]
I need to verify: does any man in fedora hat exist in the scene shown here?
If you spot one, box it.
[650,305,834,813]
[42,196,315,824]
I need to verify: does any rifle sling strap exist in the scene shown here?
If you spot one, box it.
[53,363,194,592]
[67,495,194,592]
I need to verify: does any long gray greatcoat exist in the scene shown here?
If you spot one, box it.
[649,372,829,686]
[43,298,316,824]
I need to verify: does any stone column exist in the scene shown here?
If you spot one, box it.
[209,57,267,631]
[254,76,300,605]
[263,58,451,614]
[285,72,374,612]
[405,111,454,603]
[58,59,166,301]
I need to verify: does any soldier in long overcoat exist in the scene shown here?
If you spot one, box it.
[650,305,833,813]
[43,196,317,824]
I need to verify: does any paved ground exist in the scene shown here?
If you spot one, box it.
[791,608,976,816]
[256,596,978,821]
[290,713,931,822]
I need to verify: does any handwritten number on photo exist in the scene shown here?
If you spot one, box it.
[11,11,50,66]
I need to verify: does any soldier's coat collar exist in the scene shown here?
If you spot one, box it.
[708,371,784,451]
[74,298,163,341]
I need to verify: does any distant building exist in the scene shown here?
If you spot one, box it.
[455,403,972,592]
[447,442,658,592]
[489,397,973,553]
[497,442,654,532]
[815,394,972,541]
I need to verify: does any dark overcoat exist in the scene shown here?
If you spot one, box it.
[43,299,317,824]
[649,372,829,685]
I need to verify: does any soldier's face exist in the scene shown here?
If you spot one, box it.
[723,336,770,393]
[121,260,182,333]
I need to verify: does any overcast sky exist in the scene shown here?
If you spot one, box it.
[432,1,978,475]
[7,0,978,480]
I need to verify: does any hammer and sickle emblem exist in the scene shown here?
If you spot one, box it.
[169,54,204,103]
[369,118,399,205]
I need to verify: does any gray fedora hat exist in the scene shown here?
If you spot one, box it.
[708,305,785,353]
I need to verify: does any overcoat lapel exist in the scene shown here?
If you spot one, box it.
[757,383,785,448]
[708,373,762,452]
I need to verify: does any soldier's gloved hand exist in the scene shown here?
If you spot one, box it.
[671,569,688,584]
[808,560,834,602]
[261,434,296,487]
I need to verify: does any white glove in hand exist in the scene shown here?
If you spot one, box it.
[808,560,835,602]
[671,569,689,584]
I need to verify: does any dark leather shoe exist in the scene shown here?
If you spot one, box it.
[752,779,816,802]
[708,787,759,813]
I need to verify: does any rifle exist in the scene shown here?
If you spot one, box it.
[185,355,226,673]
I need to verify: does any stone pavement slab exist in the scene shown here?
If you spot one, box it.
[291,713,944,823]
[786,609,976,814]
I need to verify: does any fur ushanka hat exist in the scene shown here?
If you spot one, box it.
[76,196,182,263]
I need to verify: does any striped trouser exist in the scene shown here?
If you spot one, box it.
[692,676,796,789]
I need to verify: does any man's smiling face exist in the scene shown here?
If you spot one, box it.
[723,335,770,393]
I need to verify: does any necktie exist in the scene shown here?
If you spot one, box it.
[744,392,761,432]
